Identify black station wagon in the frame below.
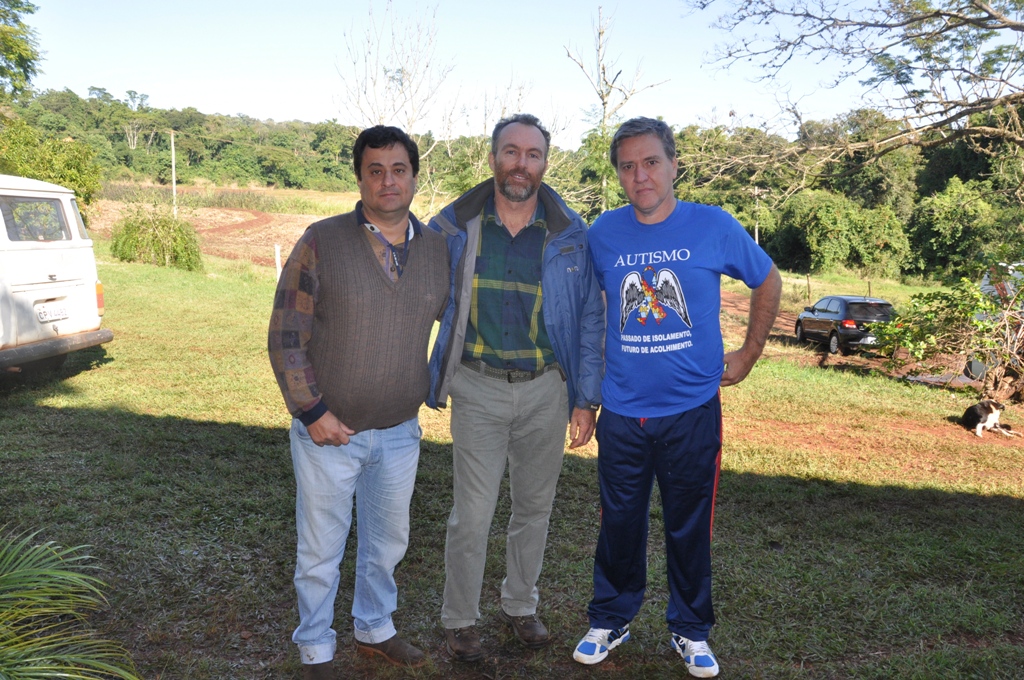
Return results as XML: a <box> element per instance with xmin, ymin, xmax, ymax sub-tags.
<box><xmin>795</xmin><ymin>296</ymin><xmax>894</xmax><ymax>355</ymax></box>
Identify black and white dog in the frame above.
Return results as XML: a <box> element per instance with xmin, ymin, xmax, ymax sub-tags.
<box><xmin>962</xmin><ymin>400</ymin><xmax>1021</xmax><ymax>438</ymax></box>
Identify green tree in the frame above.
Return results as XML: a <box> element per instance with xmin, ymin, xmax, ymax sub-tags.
<box><xmin>114</xmin><ymin>90</ymin><xmax>153</xmax><ymax>152</ymax></box>
<box><xmin>308</xmin><ymin>120</ymin><xmax>359</xmax><ymax>189</ymax></box>
<box><xmin>770</xmin><ymin>190</ymin><xmax>856</xmax><ymax>273</ymax></box>
<box><xmin>811</xmin><ymin>109</ymin><xmax>923</xmax><ymax>222</ymax></box>
<box><xmin>0</xmin><ymin>114</ymin><xmax>101</xmax><ymax>202</ymax></box>
<box><xmin>257</xmin><ymin>145</ymin><xmax>308</xmax><ymax>188</ymax></box>
<box><xmin>908</xmin><ymin>176</ymin><xmax>998</xmax><ymax>278</ymax></box>
<box><xmin>768</xmin><ymin>188</ymin><xmax>908</xmax><ymax>276</ymax></box>
<box><xmin>916</xmin><ymin>134</ymin><xmax>993</xmax><ymax>197</ymax></box>
<box><xmin>0</xmin><ymin>0</ymin><xmax>39</xmax><ymax>98</ymax></box>
<box><xmin>695</xmin><ymin>0</ymin><xmax>1024</xmax><ymax>175</ymax></box>
<box><xmin>849</xmin><ymin>205</ymin><xmax>911</xmax><ymax>280</ymax></box>
<box><xmin>676</xmin><ymin>124</ymin><xmax>793</xmax><ymax>215</ymax></box>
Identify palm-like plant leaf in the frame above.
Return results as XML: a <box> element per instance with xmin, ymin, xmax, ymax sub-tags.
<box><xmin>0</xmin><ymin>529</ymin><xmax>140</xmax><ymax>680</ymax></box>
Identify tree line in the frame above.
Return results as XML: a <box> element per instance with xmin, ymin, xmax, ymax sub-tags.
<box><xmin>3</xmin><ymin>83</ymin><xmax>1022</xmax><ymax>282</ymax></box>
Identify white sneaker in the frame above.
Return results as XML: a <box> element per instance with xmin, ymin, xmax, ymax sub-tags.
<box><xmin>671</xmin><ymin>633</ymin><xmax>719</xmax><ymax>678</ymax></box>
<box><xmin>572</xmin><ymin>625</ymin><xmax>630</xmax><ymax>665</ymax></box>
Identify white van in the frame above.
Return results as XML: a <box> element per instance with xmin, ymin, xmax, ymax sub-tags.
<box><xmin>0</xmin><ymin>174</ymin><xmax>113</xmax><ymax>374</ymax></box>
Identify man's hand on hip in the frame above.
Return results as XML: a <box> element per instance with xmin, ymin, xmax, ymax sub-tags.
<box><xmin>568</xmin><ymin>407</ymin><xmax>597</xmax><ymax>449</ymax></box>
<box><xmin>721</xmin><ymin>348</ymin><xmax>758</xmax><ymax>387</ymax></box>
<box><xmin>307</xmin><ymin>411</ymin><xmax>355</xmax><ymax>447</ymax></box>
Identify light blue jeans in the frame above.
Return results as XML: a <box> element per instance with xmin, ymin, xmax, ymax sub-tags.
<box><xmin>290</xmin><ymin>416</ymin><xmax>421</xmax><ymax>665</ymax></box>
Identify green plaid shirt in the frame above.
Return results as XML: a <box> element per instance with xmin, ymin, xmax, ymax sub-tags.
<box><xmin>462</xmin><ymin>198</ymin><xmax>555</xmax><ymax>371</ymax></box>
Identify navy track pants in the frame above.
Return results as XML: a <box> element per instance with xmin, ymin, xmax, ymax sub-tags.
<box><xmin>587</xmin><ymin>393</ymin><xmax>722</xmax><ymax>640</ymax></box>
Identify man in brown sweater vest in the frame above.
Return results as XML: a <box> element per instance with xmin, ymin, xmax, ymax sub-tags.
<box><xmin>268</xmin><ymin>126</ymin><xmax>448</xmax><ymax>678</ymax></box>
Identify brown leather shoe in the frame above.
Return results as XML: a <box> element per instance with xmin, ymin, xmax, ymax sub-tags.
<box><xmin>445</xmin><ymin>626</ymin><xmax>483</xmax><ymax>662</ymax></box>
<box><xmin>498</xmin><ymin>609</ymin><xmax>550</xmax><ymax>649</ymax></box>
<box><xmin>301</xmin><ymin>661</ymin><xmax>333</xmax><ymax>680</ymax></box>
<box><xmin>354</xmin><ymin>635</ymin><xmax>426</xmax><ymax>667</ymax></box>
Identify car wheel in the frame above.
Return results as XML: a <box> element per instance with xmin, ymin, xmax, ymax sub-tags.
<box><xmin>795</xmin><ymin>322</ymin><xmax>805</xmax><ymax>343</ymax></box>
<box><xmin>828</xmin><ymin>332</ymin><xmax>841</xmax><ymax>355</ymax></box>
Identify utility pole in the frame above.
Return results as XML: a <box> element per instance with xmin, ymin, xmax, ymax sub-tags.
<box><xmin>750</xmin><ymin>186</ymin><xmax>770</xmax><ymax>244</ymax></box>
<box><xmin>170</xmin><ymin>130</ymin><xmax>178</xmax><ymax>218</ymax></box>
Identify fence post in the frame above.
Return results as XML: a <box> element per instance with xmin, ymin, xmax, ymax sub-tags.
<box><xmin>170</xmin><ymin>130</ymin><xmax>177</xmax><ymax>218</ymax></box>
<box><xmin>275</xmin><ymin>244</ymin><xmax>282</xmax><ymax>280</ymax></box>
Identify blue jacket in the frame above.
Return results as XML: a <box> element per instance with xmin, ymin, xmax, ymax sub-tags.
<box><xmin>427</xmin><ymin>180</ymin><xmax>604</xmax><ymax>418</ymax></box>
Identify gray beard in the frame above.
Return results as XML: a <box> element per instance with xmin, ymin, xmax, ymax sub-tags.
<box><xmin>498</xmin><ymin>179</ymin><xmax>538</xmax><ymax>202</ymax></box>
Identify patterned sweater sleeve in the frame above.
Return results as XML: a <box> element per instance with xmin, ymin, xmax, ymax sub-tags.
<box><xmin>267</xmin><ymin>229</ymin><xmax>329</xmax><ymax>425</ymax></box>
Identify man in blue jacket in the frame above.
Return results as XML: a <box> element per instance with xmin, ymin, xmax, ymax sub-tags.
<box><xmin>427</xmin><ymin>113</ymin><xmax>604</xmax><ymax>662</ymax></box>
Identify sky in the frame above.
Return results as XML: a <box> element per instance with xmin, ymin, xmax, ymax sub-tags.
<box><xmin>26</xmin><ymin>0</ymin><xmax>868</xmax><ymax>150</ymax></box>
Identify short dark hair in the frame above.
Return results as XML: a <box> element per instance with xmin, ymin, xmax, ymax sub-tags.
<box><xmin>609</xmin><ymin>117</ymin><xmax>676</xmax><ymax>168</ymax></box>
<box><xmin>353</xmin><ymin>125</ymin><xmax>419</xmax><ymax>180</ymax></box>
<box><xmin>491</xmin><ymin>114</ymin><xmax>551</xmax><ymax>159</ymax></box>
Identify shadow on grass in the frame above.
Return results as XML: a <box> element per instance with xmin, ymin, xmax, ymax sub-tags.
<box><xmin>1</xmin><ymin>401</ymin><xmax>1023</xmax><ymax>679</ymax></box>
<box><xmin>769</xmin><ymin>331</ymin><xmax>803</xmax><ymax>347</ymax></box>
<box><xmin>0</xmin><ymin>344</ymin><xmax>113</xmax><ymax>393</ymax></box>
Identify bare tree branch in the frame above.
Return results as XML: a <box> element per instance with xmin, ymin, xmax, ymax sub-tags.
<box><xmin>681</xmin><ymin>0</ymin><xmax>1024</xmax><ymax>196</ymax></box>
<box><xmin>565</xmin><ymin>6</ymin><xmax>667</xmax><ymax>213</ymax></box>
<box><xmin>336</xmin><ymin>0</ymin><xmax>455</xmax><ymax>135</ymax></box>
<box><xmin>565</xmin><ymin>6</ymin><xmax>667</xmax><ymax>137</ymax></box>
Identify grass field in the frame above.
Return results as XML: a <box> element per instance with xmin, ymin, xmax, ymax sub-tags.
<box><xmin>1</xmin><ymin>244</ymin><xmax>1022</xmax><ymax>679</ymax></box>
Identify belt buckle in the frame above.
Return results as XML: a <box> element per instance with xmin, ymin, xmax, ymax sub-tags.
<box><xmin>507</xmin><ymin>368</ymin><xmax>532</xmax><ymax>383</ymax></box>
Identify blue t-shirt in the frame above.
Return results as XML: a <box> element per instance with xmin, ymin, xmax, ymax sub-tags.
<box><xmin>589</xmin><ymin>200</ymin><xmax>774</xmax><ymax>417</ymax></box>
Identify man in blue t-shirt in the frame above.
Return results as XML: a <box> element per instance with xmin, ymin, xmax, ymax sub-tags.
<box><xmin>572</xmin><ymin>117</ymin><xmax>782</xmax><ymax>678</ymax></box>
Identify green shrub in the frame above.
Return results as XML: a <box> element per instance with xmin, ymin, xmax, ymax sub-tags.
<box><xmin>109</xmin><ymin>204</ymin><xmax>203</xmax><ymax>272</ymax></box>
<box><xmin>874</xmin><ymin>259</ymin><xmax>1024</xmax><ymax>399</ymax></box>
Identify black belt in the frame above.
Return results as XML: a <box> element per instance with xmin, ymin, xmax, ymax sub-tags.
<box><xmin>461</xmin><ymin>359</ymin><xmax>561</xmax><ymax>384</ymax></box>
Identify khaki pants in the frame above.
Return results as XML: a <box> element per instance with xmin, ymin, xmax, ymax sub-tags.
<box><xmin>441</xmin><ymin>364</ymin><xmax>569</xmax><ymax>629</ymax></box>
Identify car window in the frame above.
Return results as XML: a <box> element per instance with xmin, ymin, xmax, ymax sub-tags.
<box><xmin>813</xmin><ymin>298</ymin><xmax>831</xmax><ymax>312</ymax></box>
<box><xmin>71</xmin><ymin>198</ymin><xmax>89</xmax><ymax>239</ymax></box>
<box><xmin>0</xmin><ymin>197</ymin><xmax>72</xmax><ymax>242</ymax></box>
<box><xmin>826</xmin><ymin>299</ymin><xmax>841</xmax><ymax>314</ymax></box>
<box><xmin>849</xmin><ymin>303</ymin><xmax>894</xmax><ymax>320</ymax></box>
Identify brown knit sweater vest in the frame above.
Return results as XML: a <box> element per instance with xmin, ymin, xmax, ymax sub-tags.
<box><xmin>307</xmin><ymin>212</ymin><xmax>448</xmax><ymax>432</ymax></box>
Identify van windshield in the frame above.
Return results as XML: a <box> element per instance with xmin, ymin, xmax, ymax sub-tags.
<box><xmin>1</xmin><ymin>197</ymin><xmax>71</xmax><ymax>242</ymax></box>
